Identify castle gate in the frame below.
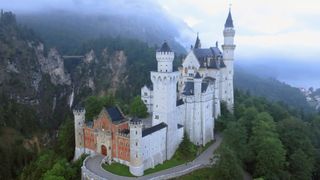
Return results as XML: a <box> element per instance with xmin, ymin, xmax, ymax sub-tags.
<box><xmin>101</xmin><ymin>145</ymin><xmax>107</xmax><ymax>156</ymax></box>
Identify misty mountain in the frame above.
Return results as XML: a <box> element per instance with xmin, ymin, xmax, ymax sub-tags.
<box><xmin>234</xmin><ymin>67</ymin><xmax>313</xmax><ymax>113</ymax></box>
<box><xmin>236</xmin><ymin>59</ymin><xmax>320</xmax><ymax>89</ymax></box>
<box><xmin>10</xmin><ymin>0</ymin><xmax>191</xmax><ymax>54</ymax></box>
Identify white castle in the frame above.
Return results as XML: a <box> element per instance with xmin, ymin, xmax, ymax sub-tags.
<box><xmin>141</xmin><ymin>9</ymin><xmax>235</xmax><ymax>145</ymax></box>
<box><xmin>75</xmin><ymin>9</ymin><xmax>235</xmax><ymax>177</ymax></box>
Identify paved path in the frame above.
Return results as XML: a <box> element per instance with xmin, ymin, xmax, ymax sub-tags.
<box><xmin>84</xmin><ymin>134</ymin><xmax>222</xmax><ymax>180</ymax></box>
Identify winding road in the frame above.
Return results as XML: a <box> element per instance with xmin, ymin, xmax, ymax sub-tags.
<box><xmin>83</xmin><ymin>134</ymin><xmax>222</xmax><ymax>180</ymax></box>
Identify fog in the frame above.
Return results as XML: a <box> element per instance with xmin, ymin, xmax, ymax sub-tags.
<box><xmin>1</xmin><ymin>0</ymin><xmax>319</xmax><ymax>88</ymax></box>
<box><xmin>1</xmin><ymin>0</ymin><xmax>161</xmax><ymax>15</ymax></box>
<box><xmin>236</xmin><ymin>59</ymin><xmax>320</xmax><ymax>88</ymax></box>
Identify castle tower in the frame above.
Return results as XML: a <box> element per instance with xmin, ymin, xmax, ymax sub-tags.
<box><xmin>222</xmin><ymin>8</ymin><xmax>236</xmax><ymax>112</ymax></box>
<box><xmin>193</xmin><ymin>73</ymin><xmax>202</xmax><ymax>145</ymax></box>
<box><xmin>151</xmin><ymin>42</ymin><xmax>180</xmax><ymax>126</ymax></box>
<box><xmin>151</xmin><ymin>42</ymin><xmax>180</xmax><ymax>159</ymax></box>
<box><xmin>73</xmin><ymin>108</ymin><xmax>86</xmax><ymax>160</ymax></box>
<box><xmin>129</xmin><ymin>119</ymin><xmax>143</xmax><ymax>176</ymax></box>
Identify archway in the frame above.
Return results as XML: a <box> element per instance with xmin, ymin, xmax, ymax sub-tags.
<box><xmin>101</xmin><ymin>145</ymin><xmax>107</xmax><ymax>156</ymax></box>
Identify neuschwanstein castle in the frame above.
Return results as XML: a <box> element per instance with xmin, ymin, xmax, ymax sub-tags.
<box><xmin>73</xmin><ymin>10</ymin><xmax>235</xmax><ymax>176</ymax></box>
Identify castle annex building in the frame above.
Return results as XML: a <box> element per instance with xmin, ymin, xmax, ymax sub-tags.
<box><xmin>74</xmin><ymin>10</ymin><xmax>235</xmax><ymax>177</ymax></box>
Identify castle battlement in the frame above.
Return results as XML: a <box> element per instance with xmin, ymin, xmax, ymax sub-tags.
<box><xmin>129</xmin><ymin>119</ymin><xmax>142</xmax><ymax>126</ymax></box>
<box><xmin>151</xmin><ymin>71</ymin><xmax>179</xmax><ymax>82</ymax></box>
<box><xmin>73</xmin><ymin>108</ymin><xmax>85</xmax><ymax>115</ymax></box>
<box><xmin>117</xmin><ymin>132</ymin><xmax>130</xmax><ymax>138</ymax></box>
<box><xmin>156</xmin><ymin>51</ymin><xmax>174</xmax><ymax>60</ymax></box>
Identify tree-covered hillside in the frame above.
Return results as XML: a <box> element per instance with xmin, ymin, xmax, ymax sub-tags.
<box><xmin>234</xmin><ymin>68</ymin><xmax>313</xmax><ymax>113</ymax></box>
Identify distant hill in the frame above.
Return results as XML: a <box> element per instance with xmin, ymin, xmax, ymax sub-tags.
<box><xmin>234</xmin><ymin>68</ymin><xmax>313</xmax><ymax>113</ymax></box>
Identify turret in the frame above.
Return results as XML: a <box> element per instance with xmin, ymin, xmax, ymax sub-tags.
<box><xmin>222</xmin><ymin>8</ymin><xmax>236</xmax><ymax>112</ymax></box>
<box><xmin>156</xmin><ymin>42</ymin><xmax>174</xmax><ymax>73</ymax></box>
<box><xmin>222</xmin><ymin>8</ymin><xmax>236</xmax><ymax>60</ymax></box>
<box><xmin>73</xmin><ymin>108</ymin><xmax>86</xmax><ymax>160</ymax></box>
<box><xmin>129</xmin><ymin>119</ymin><xmax>143</xmax><ymax>176</ymax></box>
<box><xmin>194</xmin><ymin>33</ymin><xmax>201</xmax><ymax>49</ymax></box>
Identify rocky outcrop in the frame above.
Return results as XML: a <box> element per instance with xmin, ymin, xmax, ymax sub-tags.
<box><xmin>108</xmin><ymin>50</ymin><xmax>127</xmax><ymax>95</ymax></box>
<box><xmin>84</xmin><ymin>50</ymin><xmax>96</xmax><ymax>64</ymax></box>
<box><xmin>35</xmin><ymin>43</ymin><xmax>71</xmax><ymax>86</ymax></box>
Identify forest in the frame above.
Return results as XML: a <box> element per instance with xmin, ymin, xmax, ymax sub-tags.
<box><xmin>15</xmin><ymin>89</ymin><xmax>320</xmax><ymax>180</ymax></box>
<box><xmin>208</xmin><ymin>90</ymin><xmax>320</xmax><ymax>180</ymax></box>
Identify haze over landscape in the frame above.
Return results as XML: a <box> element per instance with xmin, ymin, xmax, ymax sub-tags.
<box><xmin>3</xmin><ymin>0</ymin><xmax>319</xmax><ymax>88</ymax></box>
<box><xmin>1</xmin><ymin>1</ymin><xmax>320</xmax><ymax>179</ymax></box>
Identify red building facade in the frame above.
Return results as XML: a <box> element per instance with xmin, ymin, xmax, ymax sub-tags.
<box><xmin>82</xmin><ymin>107</ymin><xmax>130</xmax><ymax>162</ymax></box>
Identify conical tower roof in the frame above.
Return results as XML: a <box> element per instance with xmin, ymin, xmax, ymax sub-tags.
<box><xmin>225</xmin><ymin>9</ymin><xmax>234</xmax><ymax>28</ymax></box>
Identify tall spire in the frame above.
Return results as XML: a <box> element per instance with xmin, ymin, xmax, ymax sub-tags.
<box><xmin>194</xmin><ymin>32</ymin><xmax>201</xmax><ymax>49</ymax></box>
<box><xmin>225</xmin><ymin>6</ymin><xmax>234</xmax><ymax>28</ymax></box>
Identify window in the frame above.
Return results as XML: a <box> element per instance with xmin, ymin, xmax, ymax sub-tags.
<box><xmin>144</xmin><ymin>92</ymin><xmax>148</xmax><ymax>96</ymax></box>
<box><xmin>136</xmin><ymin>131</ymin><xmax>137</xmax><ymax>135</ymax></box>
<box><xmin>136</xmin><ymin>142</ymin><xmax>138</xmax><ymax>146</ymax></box>
<box><xmin>144</xmin><ymin>100</ymin><xmax>147</xmax><ymax>103</ymax></box>
<box><xmin>155</xmin><ymin>115</ymin><xmax>159</xmax><ymax>119</ymax></box>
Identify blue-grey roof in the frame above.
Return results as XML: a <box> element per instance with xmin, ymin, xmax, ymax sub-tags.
<box><xmin>142</xmin><ymin>122</ymin><xmax>167</xmax><ymax>137</ymax></box>
<box><xmin>177</xmin><ymin>99</ymin><xmax>184</xmax><ymax>106</ymax></box>
<box><xmin>85</xmin><ymin>121</ymin><xmax>93</xmax><ymax>128</ymax></box>
<box><xmin>201</xmin><ymin>82</ymin><xmax>209</xmax><ymax>92</ymax></box>
<box><xmin>194</xmin><ymin>34</ymin><xmax>201</xmax><ymax>49</ymax></box>
<box><xmin>158</xmin><ymin>42</ymin><xmax>172</xmax><ymax>52</ymax></box>
<box><xmin>106</xmin><ymin>107</ymin><xmax>125</xmax><ymax>122</ymax></box>
<box><xmin>203</xmin><ymin>76</ymin><xmax>216</xmax><ymax>82</ymax></box>
<box><xmin>183</xmin><ymin>81</ymin><xmax>194</xmax><ymax>95</ymax></box>
<box><xmin>183</xmin><ymin>81</ymin><xmax>210</xmax><ymax>96</ymax></box>
<box><xmin>147</xmin><ymin>84</ymin><xmax>153</xmax><ymax>91</ymax></box>
<box><xmin>225</xmin><ymin>10</ymin><xmax>234</xmax><ymax>28</ymax></box>
<box><xmin>194</xmin><ymin>72</ymin><xmax>201</xmax><ymax>79</ymax></box>
<box><xmin>193</xmin><ymin>47</ymin><xmax>225</xmax><ymax>69</ymax></box>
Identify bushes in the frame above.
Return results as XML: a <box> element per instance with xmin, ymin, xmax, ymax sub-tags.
<box><xmin>174</xmin><ymin>133</ymin><xmax>197</xmax><ymax>161</ymax></box>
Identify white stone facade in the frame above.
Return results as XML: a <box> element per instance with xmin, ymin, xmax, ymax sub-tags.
<box><xmin>73</xmin><ymin>109</ymin><xmax>86</xmax><ymax>160</ymax></box>
<box><xmin>141</xmin><ymin>10</ymin><xmax>235</xmax><ymax>147</ymax></box>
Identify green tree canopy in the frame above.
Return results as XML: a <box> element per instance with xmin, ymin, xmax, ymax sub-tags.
<box><xmin>289</xmin><ymin>149</ymin><xmax>314</xmax><ymax>180</ymax></box>
<box><xmin>249</xmin><ymin>112</ymin><xmax>286</xmax><ymax>179</ymax></box>
<box><xmin>212</xmin><ymin>144</ymin><xmax>243</xmax><ymax>180</ymax></box>
<box><xmin>43</xmin><ymin>159</ymin><xmax>75</xmax><ymax>180</ymax></box>
<box><xmin>57</xmin><ymin>117</ymin><xmax>75</xmax><ymax>160</ymax></box>
<box><xmin>223</xmin><ymin>121</ymin><xmax>249</xmax><ymax>162</ymax></box>
<box><xmin>85</xmin><ymin>95</ymin><xmax>115</xmax><ymax>120</ymax></box>
<box><xmin>129</xmin><ymin>96</ymin><xmax>148</xmax><ymax>118</ymax></box>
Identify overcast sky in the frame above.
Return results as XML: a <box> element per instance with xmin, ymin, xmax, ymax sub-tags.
<box><xmin>2</xmin><ymin>0</ymin><xmax>320</xmax><ymax>63</ymax></box>
<box><xmin>157</xmin><ymin>0</ymin><xmax>320</xmax><ymax>62</ymax></box>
